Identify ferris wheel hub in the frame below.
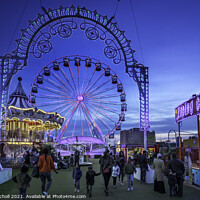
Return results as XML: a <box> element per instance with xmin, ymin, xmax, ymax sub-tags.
<box><xmin>77</xmin><ymin>95</ymin><xmax>84</xmax><ymax>101</ymax></box>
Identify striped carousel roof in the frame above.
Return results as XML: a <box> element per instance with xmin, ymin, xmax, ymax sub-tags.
<box><xmin>8</xmin><ymin>77</ymin><xmax>32</xmax><ymax>108</ymax></box>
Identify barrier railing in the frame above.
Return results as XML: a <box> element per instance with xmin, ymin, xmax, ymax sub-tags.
<box><xmin>0</xmin><ymin>157</ymin><xmax>24</xmax><ymax>169</ymax></box>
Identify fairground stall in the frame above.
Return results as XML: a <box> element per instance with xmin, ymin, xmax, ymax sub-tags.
<box><xmin>175</xmin><ymin>94</ymin><xmax>200</xmax><ymax>186</ymax></box>
<box><xmin>120</xmin><ymin>128</ymin><xmax>156</xmax><ymax>183</ymax></box>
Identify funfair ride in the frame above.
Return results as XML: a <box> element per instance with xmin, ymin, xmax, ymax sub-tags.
<box><xmin>30</xmin><ymin>55</ymin><xmax>127</xmax><ymax>155</ymax></box>
<box><xmin>0</xmin><ymin>5</ymin><xmax>149</xmax><ymax>153</ymax></box>
<box><xmin>0</xmin><ymin>77</ymin><xmax>64</xmax><ymax>158</ymax></box>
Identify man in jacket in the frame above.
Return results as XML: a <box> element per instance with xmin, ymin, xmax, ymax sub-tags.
<box><xmin>168</xmin><ymin>152</ymin><xmax>185</xmax><ymax>197</ymax></box>
<box><xmin>139</xmin><ymin>151</ymin><xmax>148</xmax><ymax>184</ymax></box>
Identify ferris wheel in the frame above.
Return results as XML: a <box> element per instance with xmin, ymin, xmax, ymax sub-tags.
<box><xmin>30</xmin><ymin>55</ymin><xmax>127</xmax><ymax>142</ymax></box>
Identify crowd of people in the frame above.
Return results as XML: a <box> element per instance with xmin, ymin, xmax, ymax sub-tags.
<box><xmin>12</xmin><ymin>146</ymin><xmax>185</xmax><ymax>199</ymax></box>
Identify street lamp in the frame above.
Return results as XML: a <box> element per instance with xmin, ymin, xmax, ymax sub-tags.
<box><xmin>168</xmin><ymin>129</ymin><xmax>177</xmax><ymax>145</ymax></box>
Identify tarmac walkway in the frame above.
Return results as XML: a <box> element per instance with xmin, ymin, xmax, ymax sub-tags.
<box><xmin>0</xmin><ymin>159</ymin><xmax>200</xmax><ymax>200</ymax></box>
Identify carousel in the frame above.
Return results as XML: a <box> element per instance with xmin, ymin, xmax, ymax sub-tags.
<box><xmin>0</xmin><ymin>77</ymin><xmax>64</xmax><ymax>158</ymax></box>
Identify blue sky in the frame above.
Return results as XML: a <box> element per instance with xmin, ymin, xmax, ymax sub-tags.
<box><xmin>1</xmin><ymin>0</ymin><xmax>200</xmax><ymax>141</ymax></box>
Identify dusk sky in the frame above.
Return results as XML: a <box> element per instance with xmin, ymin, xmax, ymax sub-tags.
<box><xmin>1</xmin><ymin>0</ymin><xmax>200</xmax><ymax>141</ymax></box>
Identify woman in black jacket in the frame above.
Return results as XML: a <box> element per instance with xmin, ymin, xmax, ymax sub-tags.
<box><xmin>117</xmin><ymin>151</ymin><xmax>126</xmax><ymax>185</ymax></box>
<box><xmin>100</xmin><ymin>149</ymin><xmax>114</xmax><ymax>196</ymax></box>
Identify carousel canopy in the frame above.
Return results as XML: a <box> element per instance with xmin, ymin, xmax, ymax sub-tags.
<box><xmin>8</xmin><ymin>77</ymin><xmax>31</xmax><ymax>108</ymax></box>
<box><xmin>6</xmin><ymin>77</ymin><xmax>65</xmax><ymax>127</ymax></box>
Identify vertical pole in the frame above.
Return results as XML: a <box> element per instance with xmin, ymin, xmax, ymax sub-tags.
<box><xmin>144</xmin><ymin>114</ymin><xmax>147</xmax><ymax>151</ymax></box>
<box><xmin>197</xmin><ymin>115</ymin><xmax>200</xmax><ymax>169</ymax></box>
<box><xmin>178</xmin><ymin>122</ymin><xmax>181</xmax><ymax>160</ymax></box>
<box><xmin>0</xmin><ymin>61</ymin><xmax>3</xmax><ymax>141</ymax></box>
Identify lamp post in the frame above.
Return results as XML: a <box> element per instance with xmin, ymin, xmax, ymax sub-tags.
<box><xmin>168</xmin><ymin>129</ymin><xmax>177</xmax><ymax>145</ymax></box>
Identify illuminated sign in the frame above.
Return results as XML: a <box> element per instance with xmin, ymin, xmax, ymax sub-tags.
<box><xmin>175</xmin><ymin>95</ymin><xmax>200</xmax><ymax>122</ymax></box>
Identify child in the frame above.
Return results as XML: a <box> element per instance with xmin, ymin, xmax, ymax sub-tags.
<box><xmin>72</xmin><ymin>164</ymin><xmax>82</xmax><ymax>192</ymax></box>
<box><xmin>70</xmin><ymin>154</ymin><xmax>74</xmax><ymax>168</ymax></box>
<box><xmin>112</xmin><ymin>162</ymin><xmax>120</xmax><ymax>188</ymax></box>
<box><xmin>85</xmin><ymin>165</ymin><xmax>101</xmax><ymax>197</ymax></box>
<box><xmin>13</xmin><ymin>165</ymin><xmax>31</xmax><ymax>200</ymax></box>
<box><xmin>167</xmin><ymin>169</ymin><xmax>177</xmax><ymax>197</ymax></box>
<box><xmin>125</xmin><ymin>157</ymin><xmax>137</xmax><ymax>191</ymax></box>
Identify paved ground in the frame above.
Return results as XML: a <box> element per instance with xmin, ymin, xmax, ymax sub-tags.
<box><xmin>1</xmin><ymin>159</ymin><xmax>200</xmax><ymax>200</ymax></box>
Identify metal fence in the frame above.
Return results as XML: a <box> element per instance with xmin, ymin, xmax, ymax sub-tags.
<box><xmin>0</xmin><ymin>157</ymin><xmax>24</xmax><ymax>169</ymax></box>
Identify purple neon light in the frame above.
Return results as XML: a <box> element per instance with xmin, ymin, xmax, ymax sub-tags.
<box><xmin>175</xmin><ymin>94</ymin><xmax>200</xmax><ymax>123</ymax></box>
<box><xmin>59</xmin><ymin>136</ymin><xmax>106</xmax><ymax>145</ymax></box>
<box><xmin>78</xmin><ymin>96</ymin><xmax>84</xmax><ymax>101</ymax></box>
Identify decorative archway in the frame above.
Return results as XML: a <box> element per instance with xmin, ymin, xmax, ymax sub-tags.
<box><xmin>0</xmin><ymin>5</ymin><xmax>149</xmax><ymax>148</ymax></box>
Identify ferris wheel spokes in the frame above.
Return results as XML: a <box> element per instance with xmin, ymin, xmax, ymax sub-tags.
<box><xmin>90</xmin><ymin>101</ymin><xmax>120</xmax><ymax>114</ymax></box>
<box><xmin>86</xmin><ymin>104</ymin><xmax>112</xmax><ymax>132</ymax></box>
<box><xmin>50</xmin><ymin>101</ymin><xmax>76</xmax><ymax>114</ymax></box>
<box><xmin>68</xmin><ymin>63</ymin><xmax>78</xmax><ymax>95</ymax></box>
<box><xmin>86</xmin><ymin>85</ymin><xmax>116</xmax><ymax>98</ymax></box>
<box><xmin>58</xmin><ymin>101</ymin><xmax>80</xmax><ymax>140</ymax></box>
<box><xmin>81</xmin><ymin>102</ymin><xmax>103</xmax><ymax>139</ymax></box>
<box><xmin>34</xmin><ymin>99</ymin><xmax>73</xmax><ymax>108</ymax></box>
<box><xmin>35</xmin><ymin>94</ymin><xmax>71</xmax><ymax>99</ymax></box>
<box><xmin>89</xmin><ymin>98</ymin><xmax>121</xmax><ymax>105</ymax></box>
<box><xmin>83</xmin><ymin>68</ymin><xmax>106</xmax><ymax>95</ymax></box>
<box><xmin>44</xmin><ymin>76</ymin><xmax>72</xmax><ymax>96</ymax></box>
<box><xmin>54</xmin><ymin>67</ymin><xmax>75</xmax><ymax>94</ymax></box>
<box><xmin>81</xmin><ymin>105</ymin><xmax>93</xmax><ymax>138</ymax></box>
<box><xmin>87</xmin><ymin>103</ymin><xmax>116</xmax><ymax>123</ymax></box>
<box><xmin>88</xmin><ymin>94</ymin><xmax>120</xmax><ymax>99</ymax></box>
<box><xmin>80</xmin><ymin>64</ymin><xmax>89</xmax><ymax>95</ymax></box>
<box><xmin>38</xmin><ymin>85</ymin><xmax>71</xmax><ymax>97</ymax></box>
<box><xmin>81</xmin><ymin>62</ymin><xmax>98</xmax><ymax>95</ymax></box>
<box><xmin>85</xmin><ymin>76</ymin><xmax>112</xmax><ymax>97</ymax></box>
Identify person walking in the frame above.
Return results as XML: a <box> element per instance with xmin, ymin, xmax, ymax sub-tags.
<box><xmin>74</xmin><ymin>149</ymin><xmax>80</xmax><ymax>167</ymax></box>
<box><xmin>167</xmin><ymin>152</ymin><xmax>185</xmax><ymax>197</ymax></box>
<box><xmin>167</xmin><ymin>169</ymin><xmax>177</xmax><ymax>197</ymax></box>
<box><xmin>37</xmin><ymin>148</ymin><xmax>58</xmax><ymax>196</ymax></box>
<box><xmin>125</xmin><ymin>157</ymin><xmax>137</xmax><ymax>191</ymax></box>
<box><xmin>111</xmin><ymin>161</ymin><xmax>120</xmax><ymax>188</ymax></box>
<box><xmin>100</xmin><ymin>149</ymin><xmax>114</xmax><ymax>196</ymax></box>
<box><xmin>139</xmin><ymin>150</ymin><xmax>148</xmax><ymax>184</ymax></box>
<box><xmin>85</xmin><ymin>165</ymin><xmax>100</xmax><ymax>197</ymax></box>
<box><xmin>72</xmin><ymin>163</ymin><xmax>82</xmax><ymax>193</ymax></box>
<box><xmin>117</xmin><ymin>150</ymin><xmax>126</xmax><ymax>185</ymax></box>
<box><xmin>69</xmin><ymin>154</ymin><xmax>74</xmax><ymax>168</ymax></box>
<box><xmin>24</xmin><ymin>151</ymin><xmax>31</xmax><ymax>166</ymax></box>
<box><xmin>13</xmin><ymin>165</ymin><xmax>31</xmax><ymax>200</ymax></box>
<box><xmin>152</xmin><ymin>153</ymin><xmax>166</xmax><ymax>193</ymax></box>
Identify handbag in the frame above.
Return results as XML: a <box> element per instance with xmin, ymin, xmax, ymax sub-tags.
<box><xmin>103</xmin><ymin>168</ymin><xmax>109</xmax><ymax>174</ymax></box>
<box><xmin>31</xmin><ymin>166</ymin><xmax>39</xmax><ymax>178</ymax></box>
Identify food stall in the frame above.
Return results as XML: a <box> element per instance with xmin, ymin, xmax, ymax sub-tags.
<box><xmin>175</xmin><ymin>94</ymin><xmax>200</xmax><ymax>186</ymax></box>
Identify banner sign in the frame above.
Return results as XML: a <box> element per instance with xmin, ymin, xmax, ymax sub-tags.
<box><xmin>175</xmin><ymin>95</ymin><xmax>200</xmax><ymax>123</ymax></box>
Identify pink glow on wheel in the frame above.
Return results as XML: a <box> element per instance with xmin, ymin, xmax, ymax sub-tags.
<box><xmin>77</xmin><ymin>96</ymin><xmax>84</xmax><ymax>101</ymax></box>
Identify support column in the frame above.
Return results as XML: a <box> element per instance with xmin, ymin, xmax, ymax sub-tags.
<box><xmin>197</xmin><ymin>115</ymin><xmax>200</xmax><ymax>168</ymax></box>
<box><xmin>144</xmin><ymin>114</ymin><xmax>147</xmax><ymax>151</ymax></box>
<box><xmin>178</xmin><ymin>122</ymin><xmax>181</xmax><ymax>160</ymax></box>
<box><xmin>0</xmin><ymin>60</ymin><xmax>4</xmax><ymax>141</ymax></box>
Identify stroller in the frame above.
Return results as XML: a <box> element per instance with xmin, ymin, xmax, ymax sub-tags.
<box><xmin>57</xmin><ymin>157</ymin><xmax>69</xmax><ymax>169</ymax></box>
